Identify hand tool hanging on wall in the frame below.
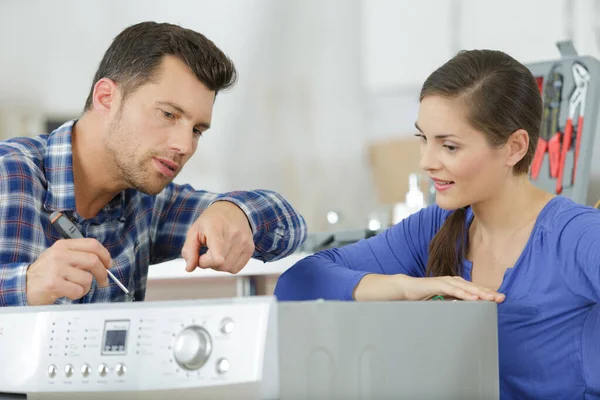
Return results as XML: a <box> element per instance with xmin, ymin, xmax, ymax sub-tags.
<box><xmin>556</xmin><ymin>62</ymin><xmax>590</xmax><ymax>194</ymax></box>
<box><xmin>531</xmin><ymin>68</ymin><xmax>563</xmax><ymax>180</ymax></box>
<box><xmin>572</xmin><ymin>64</ymin><xmax>590</xmax><ymax>182</ymax></box>
<box><xmin>535</xmin><ymin>76</ymin><xmax>544</xmax><ymax>94</ymax></box>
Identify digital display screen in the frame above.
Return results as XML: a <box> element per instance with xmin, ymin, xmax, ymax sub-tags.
<box><xmin>105</xmin><ymin>330</ymin><xmax>127</xmax><ymax>351</ymax></box>
<box><xmin>102</xmin><ymin>320</ymin><xmax>130</xmax><ymax>355</ymax></box>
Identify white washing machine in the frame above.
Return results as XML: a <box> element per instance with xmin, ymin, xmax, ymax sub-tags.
<box><xmin>0</xmin><ymin>296</ymin><xmax>499</xmax><ymax>399</ymax></box>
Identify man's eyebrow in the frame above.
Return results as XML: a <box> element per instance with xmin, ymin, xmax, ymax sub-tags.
<box><xmin>156</xmin><ymin>101</ymin><xmax>189</xmax><ymax>117</ymax></box>
<box><xmin>156</xmin><ymin>101</ymin><xmax>211</xmax><ymax>129</ymax></box>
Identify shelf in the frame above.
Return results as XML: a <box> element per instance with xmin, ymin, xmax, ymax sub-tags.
<box><xmin>148</xmin><ymin>253</ymin><xmax>310</xmax><ymax>280</ymax></box>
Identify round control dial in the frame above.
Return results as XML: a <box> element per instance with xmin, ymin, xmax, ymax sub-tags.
<box><xmin>172</xmin><ymin>326</ymin><xmax>212</xmax><ymax>370</ymax></box>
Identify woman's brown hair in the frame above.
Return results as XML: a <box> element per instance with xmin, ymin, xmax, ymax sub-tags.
<box><xmin>421</xmin><ymin>50</ymin><xmax>543</xmax><ymax>277</ymax></box>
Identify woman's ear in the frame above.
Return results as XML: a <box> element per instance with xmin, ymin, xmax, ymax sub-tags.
<box><xmin>505</xmin><ymin>129</ymin><xmax>529</xmax><ymax>167</ymax></box>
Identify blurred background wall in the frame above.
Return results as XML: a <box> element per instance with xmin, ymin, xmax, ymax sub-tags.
<box><xmin>2</xmin><ymin>0</ymin><xmax>600</xmax><ymax>233</ymax></box>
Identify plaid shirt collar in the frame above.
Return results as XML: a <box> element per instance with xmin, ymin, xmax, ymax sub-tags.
<box><xmin>42</xmin><ymin>120</ymin><xmax>126</xmax><ymax>221</ymax></box>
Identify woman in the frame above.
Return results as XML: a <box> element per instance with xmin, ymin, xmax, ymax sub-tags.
<box><xmin>275</xmin><ymin>50</ymin><xmax>600</xmax><ymax>398</ymax></box>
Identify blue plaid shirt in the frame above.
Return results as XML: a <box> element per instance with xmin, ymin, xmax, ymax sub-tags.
<box><xmin>0</xmin><ymin>121</ymin><xmax>307</xmax><ymax>306</ymax></box>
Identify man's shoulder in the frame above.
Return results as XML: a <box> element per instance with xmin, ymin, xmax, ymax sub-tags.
<box><xmin>0</xmin><ymin>135</ymin><xmax>48</xmax><ymax>182</ymax></box>
<box><xmin>0</xmin><ymin>134</ymin><xmax>48</xmax><ymax>161</ymax></box>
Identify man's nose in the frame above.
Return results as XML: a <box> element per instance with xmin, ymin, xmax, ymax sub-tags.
<box><xmin>168</xmin><ymin>127</ymin><xmax>194</xmax><ymax>156</ymax></box>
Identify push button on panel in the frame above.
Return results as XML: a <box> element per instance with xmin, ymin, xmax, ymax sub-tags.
<box><xmin>220</xmin><ymin>318</ymin><xmax>235</xmax><ymax>335</ymax></box>
<box><xmin>115</xmin><ymin>362</ymin><xmax>127</xmax><ymax>376</ymax></box>
<box><xmin>98</xmin><ymin>363</ymin><xmax>108</xmax><ymax>377</ymax></box>
<box><xmin>47</xmin><ymin>364</ymin><xmax>57</xmax><ymax>378</ymax></box>
<box><xmin>216</xmin><ymin>358</ymin><xmax>230</xmax><ymax>374</ymax></box>
<box><xmin>64</xmin><ymin>364</ymin><xmax>74</xmax><ymax>378</ymax></box>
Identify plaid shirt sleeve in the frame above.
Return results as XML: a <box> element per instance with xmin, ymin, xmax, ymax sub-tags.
<box><xmin>0</xmin><ymin>156</ymin><xmax>42</xmax><ymax>306</ymax></box>
<box><xmin>150</xmin><ymin>183</ymin><xmax>307</xmax><ymax>264</ymax></box>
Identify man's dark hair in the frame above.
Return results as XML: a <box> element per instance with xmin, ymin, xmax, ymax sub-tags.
<box><xmin>84</xmin><ymin>21</ymin><xmax>237</xmax><ymax>111</ymax></box>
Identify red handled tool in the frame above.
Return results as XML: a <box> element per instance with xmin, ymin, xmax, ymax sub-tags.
<box><xmin>535</xmin><ymin>76</ymin><xmax>544</xmax><ymax>94</ymax></box>
<box><xmin>531</xmin><ymin>68</ymin><xmax>562</xmax><ymax>180</ymax></box>
<box><xmin>556</xmin><ymin>63</ymin><xmax>589</xmax><ymax>194</ymax></box>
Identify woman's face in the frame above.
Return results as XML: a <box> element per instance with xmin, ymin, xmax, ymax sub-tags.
<box><xmin>415</xmin><ymin>95</ymin><xmax>511</xmax><ymax>210</ymax></box>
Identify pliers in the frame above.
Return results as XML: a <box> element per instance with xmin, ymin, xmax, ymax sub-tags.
<box><xmin>556</xmin><ymin>62</ymin><xmax>590</xmax><ymax>194</ymax></box>
<box><xmin>531</xmin><ymin>68</ymin><xmax>562</xmax><ymax>180</ymax></box>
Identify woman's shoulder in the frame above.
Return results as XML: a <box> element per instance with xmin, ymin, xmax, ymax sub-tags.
<box><xmin>539</xmin><ymin>196</ymin><xmax>600</xmax><ymax>228</ymax></box>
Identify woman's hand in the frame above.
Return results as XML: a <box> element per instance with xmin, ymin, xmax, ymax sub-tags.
<box><xmin>399</xmin><ymin>275</ymin><xmax>505</xmax><ymax>303</ymax></box>
<box><xmin>354</xmin><ymin>274</ymin><xmax>504</xmax><ymax>303</ymax></box>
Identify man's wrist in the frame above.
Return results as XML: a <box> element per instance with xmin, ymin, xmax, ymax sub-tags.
<box><xmin>209</xmin><ymin>198</ymin><xmax>255</xmax><ymax>236</ymax></box>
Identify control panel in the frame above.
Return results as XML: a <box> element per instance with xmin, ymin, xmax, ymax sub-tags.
<box><xmin>0</xmin><ymin>297</ymin><xmax>276</xmax><ymax>395</ymax></box>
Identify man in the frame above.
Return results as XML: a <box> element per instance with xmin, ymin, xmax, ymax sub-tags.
<box><xmin>0</xmin><ymin>21</ymin><xmax>307</xmax><ymax>306</ymax></box>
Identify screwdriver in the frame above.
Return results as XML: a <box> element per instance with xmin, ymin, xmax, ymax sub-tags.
<box><xmin>49</xmin><ymin>211</ymin><xmax>133</xmax><ymax>301</ymax></box>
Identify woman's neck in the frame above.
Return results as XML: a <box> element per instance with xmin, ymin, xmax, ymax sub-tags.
<box><xmin>469</xmin><ymin>176</ymin><xmax>554</xmax><ymax>242</ymax></box>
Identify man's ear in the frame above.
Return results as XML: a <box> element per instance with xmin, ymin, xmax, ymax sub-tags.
<box><xmin>505</xmin><ymin>129</ymin><xmax>529</xmax><ymax>167</ymax></box>
<box><xmin>91</xmin><ymin>78</ymin><xmax>118</xmax><ymax>116</ymax></box>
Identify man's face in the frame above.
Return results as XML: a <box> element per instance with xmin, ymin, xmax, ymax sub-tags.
<box><xmin>105</xmin><ymin>55</ymin><xmax>214</xmax><ymax>195</ymax></box>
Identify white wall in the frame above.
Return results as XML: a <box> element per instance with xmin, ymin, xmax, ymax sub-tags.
<box><xmin>0</xmin><ymin>0</ymin><xmax>268</xmax><ymax>192</ymax></box>
<box><xmin>2</xmin><ymin>0</ymin><xmax>600</xmax><ymax>234</ymax></box>
<box><xmin>216</xmin><ymin>0</ymin><xmax>379</xmax><ymax>230</ymax></box>
<box><xmin>0</xmin><ymin>0</ymin><xmax>262</xmax><ymax>114</ymax></box>
<box><xmin>0</xmin><ymin>0</ymin><xmax>380</xmax><ymax>231</ymax></box>
<box><xmin>360</xmin><ymin>0</ymin><xmax>600</xmax><ymax>93</ymax></box>
<box><xmin>361</xmin><ymin>0</ymin><xmax>600</xmax><ymax>206</ymax></box>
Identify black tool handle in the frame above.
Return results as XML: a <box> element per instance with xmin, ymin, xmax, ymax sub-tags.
<box><xmin>50</xmin><ymin>211</ymin><xmax>84</xmax><ymax>239</ymax></box>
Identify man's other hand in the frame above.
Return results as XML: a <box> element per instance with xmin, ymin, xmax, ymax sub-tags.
<box><xmin>181</xmin><ymin>201</ymin><xmax>255</xmax><ymax>274</ymax></box>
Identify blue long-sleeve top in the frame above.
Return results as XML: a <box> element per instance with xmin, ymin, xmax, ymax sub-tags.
<box><xmin>275</xmin><ymin>196</ymin><xmax>600</xmax><ymax>399</ymax></box>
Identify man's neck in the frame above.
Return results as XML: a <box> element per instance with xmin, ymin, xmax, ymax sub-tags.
<box><xmin>71</xmin><ymin>114</ymin><xmax>126</xmax><ymax>219</ymax></box>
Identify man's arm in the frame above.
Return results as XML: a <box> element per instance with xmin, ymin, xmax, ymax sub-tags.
<box><xmin>0</xmin><ymin>150</ymin><xmax>111</xmax><ymax>307</ymax></box>
<box><xmin>0</xmin><ymin>263</ymin><xmax>30</xmax><ymax>306</ymax></box>
<box><xmin>0</xmin><ymin>153</ymin><xmax>43</xmax><ymax>306</ymax></box>
<box><xmin>150</xmin><ymin>183</ymin><xmax>307</xmax><ymax>265</ymax></box>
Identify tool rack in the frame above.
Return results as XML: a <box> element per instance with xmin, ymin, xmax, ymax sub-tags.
<box><xmin>528</xmin><ymin>42</ymin><xmax>600</xmax><ymax>204</ymax></box>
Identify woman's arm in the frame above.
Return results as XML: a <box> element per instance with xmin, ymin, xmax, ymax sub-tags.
<box><xmin>274</xmin><ymin>205</ymin><xmax>443</xmax><ymax>301</ymax></box>
<box><xmin>275</xmin><ymin>204</ymin><xmax>504</xmax><ymax>303</ymax></box>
